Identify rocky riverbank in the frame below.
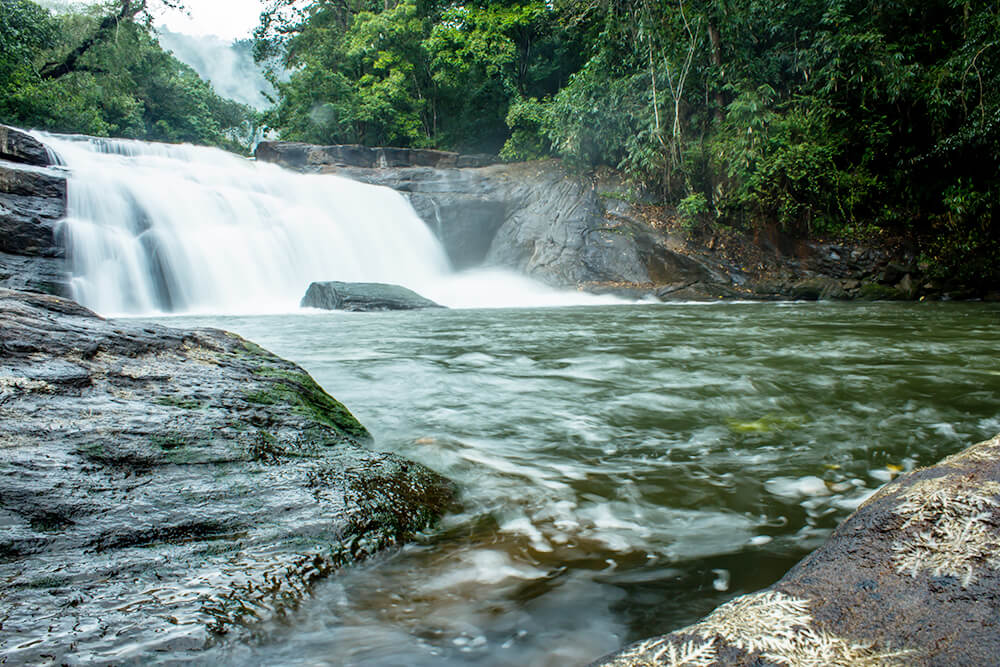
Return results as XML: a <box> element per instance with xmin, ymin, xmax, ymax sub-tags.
<box><xmin>256</xmin><ymin>140</ymin><xmax>996</xmax><ymax>302</ymax></box>
<box><xmin>592</xmin><ymin>432</ymin><xmax>1000</xmax><ymax>666</ymax></box>
<box><xmin>0</xmin><ymin>289</ymin><xmax>456</xmax><ymax>663</ymax></box>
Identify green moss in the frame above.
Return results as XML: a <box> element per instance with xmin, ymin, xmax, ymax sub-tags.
<box><xmin>239</xmin><ymin>339</ymin><xmax>272</xmax><ymax>359</ymax></box>
<box><xmin>244</xmin><ymin>365</ymin><xmax>369</xmax><ymax>443</ymax></box>
<box><xmin>236</xmin><ymin>338</ymin><xmax>369</xmax><ymax>443</ymax></box>
<box><xmin>150</xmin><ymin>433</ymin><xmax>191</xmax><ymax>450</ymax></box>
<box><xmin>75</xmin><ymin>442</ymin><xmax>104</xmax><ymax>459</ymax></box>
<box><xmin>155</xmin><ymin>396</ymin><xmax>203</xmax><ymax>410</ymax></box>
<box><xmin>247</xmin><ymin>430</ymin><xmax>287</xmax><ymax>463</ymax></box>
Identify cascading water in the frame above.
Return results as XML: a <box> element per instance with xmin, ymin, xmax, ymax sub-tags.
<box><xmin>36</xmin><ymin>133</ymin><xmax>627</xmax><ymax>315</ymax></box>
<box><xmin>37</xmin><ymin>133</ymin><xmax>453</xmax><ymax>316</ymax></box>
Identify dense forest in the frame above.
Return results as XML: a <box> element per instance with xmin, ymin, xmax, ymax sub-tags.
<box><xmin>2</xmin><ymin>0</ymin><xmax>998</xmax><ymax>286</ymax></box>
<box><xmin>0</xmin><ymin>0</ymin><xmax>258</xmax><ymax>150</ymax></box>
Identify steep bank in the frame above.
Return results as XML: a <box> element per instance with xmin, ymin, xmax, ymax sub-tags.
<box><xmin>0</xmin><ymin>289</ymin><xmax>455</xmax><ymax>663</ymax></box>
<box><xmin>256</xmin><ymin>141</ymin><xmax>990</xmax><ymax>301</ymax></box>
<box><xmin>593</xmin><ymin>432</ymin><xmax>1000</xmax><ymax>666</ymax></box>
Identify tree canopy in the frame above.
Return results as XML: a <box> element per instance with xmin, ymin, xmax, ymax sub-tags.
<box><xmin>0</xmin><ymin>0</ymin><xmax>257</xmax><ymax>151</ymax></box>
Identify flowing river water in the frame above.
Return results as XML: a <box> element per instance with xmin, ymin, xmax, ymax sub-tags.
<box><xmin>140</xmin><ymin>301</ymin><xmax>1000</xmax><ymax>666</ymax></box>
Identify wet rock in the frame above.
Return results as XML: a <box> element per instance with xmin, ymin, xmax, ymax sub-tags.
<box><xmin>858</xmin><ymin>282</ymin><xmax>906</xmax><ymax>300</ymax></box>
<box><xmin>0</xmin><ymin>126</ymin><xmax>53</xmax><ymax>167</ymax></box>
<box><xmin>0</xmin><ymin>127</ymin><xmax>68</xmax><ymax>295</ymax></box>
<box><xmin>0</xmin><ymin>250</ymin><xmax>68</xmax><ymax>295</ymax></box>
<box><xmin>0</xmin><ymin>160</ymin><xmax>67</xmax><ymax>258</ymax></box>
<box><xmin>591</xmin><ymin>432</ymin><xmax>1000</xmax><ymax>667</ymax></box>
<box><xmin>258</xmin><ymin>146</ymin><xmax>735</xmax><ymax>293</ymax></box>
<box><xmin>656</xmin><ymin>281</ymin><xmax>749</xmax><ymax>301</ymax></box>
<box><xmin>301</xmin><ymin>281</ymin><xmax>445</xmax><ymax>311</ymax></box>
<box><xmin>897</xmin><ymin>272</ymin><xmax>915</xmax><ymax>298</ymax></box>
<box><xmin>0</xmin><ymin>289</ymin><xmax>455</xmax><ymax>663</ymax></box>
<box><xmin>786</xmin><ymin>277</ymin><xmax>849</xmax><ymax>300</ymax></box>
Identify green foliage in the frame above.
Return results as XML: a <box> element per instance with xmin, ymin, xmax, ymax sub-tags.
<box><xmin>538</xmin><ymin>0</ymin><xmax>1000</xmax><ymax>285</ymax></box>
<box><xmin>260</xmin><ymin>0</ymin><xmax>578</xmax><ymax>153</ymax></box>
<box><xmin>677</xmin><ymin>192</ymin><xmax>709</xmax><ymax>231</ymax></box>
<box><xmin>500</xmin><ymin>96</ymin><xmax>550</xmax><ymax>161</ymax></box>
<box><xmin>4</xmin><ymin>0</ymin><xmax>997</xmax><ymax>286</ymax></box>
<box><xmin>0</xmin><ymin>0</ymin><xmax>258</xmax><ymax>152</ymax></box>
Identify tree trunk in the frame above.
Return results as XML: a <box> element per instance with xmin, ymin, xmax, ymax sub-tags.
<box><xmin>40</xmin><ymin>1</ymin><xmax>146</xmax><ymax>80</ymax></box>
<box><xmin>708</xmin><ymin>21</ymin><xmax>725</xmax><ymax>122</ymax></box>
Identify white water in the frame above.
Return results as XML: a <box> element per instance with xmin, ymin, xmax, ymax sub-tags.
<box><xmin>37</xmin><ymin>134</ymin><xmax>618</xmax><ymax>315</ymax></box>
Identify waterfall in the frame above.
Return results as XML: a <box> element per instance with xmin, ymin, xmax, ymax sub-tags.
<box><xmin>38</xmin><ymin>134</ymin><xmax>452</xmax><ymax>315</ymax></box>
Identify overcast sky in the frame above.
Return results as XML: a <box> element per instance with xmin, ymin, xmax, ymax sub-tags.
<box><xmin>156</xmin><ymin>0</ymin><xmax>269</xmax><ymax>41</ymax></box>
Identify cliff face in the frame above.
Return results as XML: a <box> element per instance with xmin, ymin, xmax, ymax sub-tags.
<box><xmin>256</xmin><ymin>140</ymin><xmax>948</xmax><ymax>301</ymax></box>
<box><xmin>0</xmin><ymin>127</ymin><xmax>68</xmax><ymax>295</ymax></box>
<box><xmin>255</xmin><ymin>141</ymin><xmax>752</xmax><ymax>299</ymax></box>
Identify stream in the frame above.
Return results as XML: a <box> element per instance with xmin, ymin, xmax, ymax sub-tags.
<box><xmin>139</xmin><ymin>300</ymin><xmax>1000</xmax><ymax>666</ymax></box>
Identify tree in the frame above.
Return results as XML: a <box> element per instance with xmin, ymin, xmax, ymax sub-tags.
<box><xmin>1</xmin><ymin>0</ymin><xmax>258</xmax><ymax>152</ymax></box>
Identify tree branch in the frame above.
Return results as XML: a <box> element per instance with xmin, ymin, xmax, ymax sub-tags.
<box><xmin>39</xmin><ymin>1</ymin><xmax>148</xmax><ymax>80</ymax></box>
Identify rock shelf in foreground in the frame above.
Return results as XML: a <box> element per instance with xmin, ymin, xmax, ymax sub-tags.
<box><xmin>0</xmin><ymin>289</ymin><xmax>455</xmax><ymax>663</ymax></box>
<box><xmin>592</xmin><ymin>432</ymin><xmax>1000</xmax><ymax>667</ymax></box>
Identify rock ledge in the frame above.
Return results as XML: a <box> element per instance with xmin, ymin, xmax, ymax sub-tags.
<box><xmin>0</xmin><ymin>289</ymin><xmax>455</xmax><ymax>663</ymax></box>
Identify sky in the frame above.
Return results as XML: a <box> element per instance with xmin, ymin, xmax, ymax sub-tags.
<box><xmin>156</xmin><ymin>0</ymin><xmax>270</xmax><ymax>41</ymax></box>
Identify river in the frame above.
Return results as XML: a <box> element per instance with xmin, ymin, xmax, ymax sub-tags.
<box><xmin>138</xmin><ymin>300</ymin><xmax>1000</xmax><ymax>666</ymax></box>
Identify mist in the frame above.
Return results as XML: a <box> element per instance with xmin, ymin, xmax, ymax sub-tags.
<box><xmin>156</xmin><ymin>29</ymin><xmax>277</xmax><ymax>111</ymax></box>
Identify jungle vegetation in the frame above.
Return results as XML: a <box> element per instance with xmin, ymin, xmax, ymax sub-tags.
<box><xmin>254</xmin><ymin>0</ymin><xmax>999</xmax><ymax>285</ymax></box>
<box><xmin>0</xmin><ymin>0</ymin><xmax>257</xmax><ymax>151</ymax></box>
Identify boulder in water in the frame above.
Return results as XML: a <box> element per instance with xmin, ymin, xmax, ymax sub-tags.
<box><xmin>0</xmin><ymin>289</ymin><xmax>456</xmax><ymax>663</ymax></box>
<box><xmin>591</xmin><ymin>432</ymin><xmax>1000</xmax><ymax>666</ymax></box>
<box><xmin>301</xmin><ymin>280</ymin><xmax>445</xmax><ymax>311</ymax></box>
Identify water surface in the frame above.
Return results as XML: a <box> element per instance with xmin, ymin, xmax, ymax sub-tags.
<box><xmin>146</xmin><ymin>301</ymin><xmax>1000</xmax><ymax>666</ymax></box>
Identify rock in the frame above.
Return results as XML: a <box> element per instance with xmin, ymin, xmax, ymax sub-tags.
<box><xmin>258</xmin><ymin>145</ymin><xmax>739</xmax><ymax>292</ymax></box>
<box><xmin>786</xmin><ymin>277</ymin><xmax>849</xmax><ymax>300</ymax></box>
<box><xmin>0</xmin><ymin>289</ymin><xmax>455</xmax><ymax>663</ymax></box>
<box><xmin>0</xmin><ymin>126</ymin><xmax>53</xmax><ymax>167</ymax></box>
<box><xmin>879</xmin><ymin>261</ymin><xmax>914</xmax><ymax>285</ymax></box>
<box><xmin>897</xmin><ymin>272</ymin><xmax>915</xmax><ymax>298</ymax></box>
<box><xmin>591</xmin><ymin>432</ymin><xmax>1000</xmax><ymax>667</ymax></box>
<box><xmin>0</xmin><ymin>135</ymin><xmax>69</xmax><ymax>295</ymax></box>
<box><xmin>0</xmin><ymin>250</ymin><xmax>68</xmax><ymax>295</ymax></box>
<box><xmin>655</xmin><ymin>281</ymin><xmax>750</xmax><ymax>301</ymax></box>
<box><xmin>254</xmin><ymin>141</ymin><xmax>491</xmax><ymax>171</ymax></box>
<box><xmin>0</xmin><ymin>160</ymin><xmax>67</xmax><ymax>257</ymax></box>
<box><xmin>301</xmin><ymin>280</ymin><xmax>445</xmax><ymax>311</ymax></box>
<box><xmin>858</xmin><ymin>282</ymin><xmax>906</xmax><ymax>300</ymax></box>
